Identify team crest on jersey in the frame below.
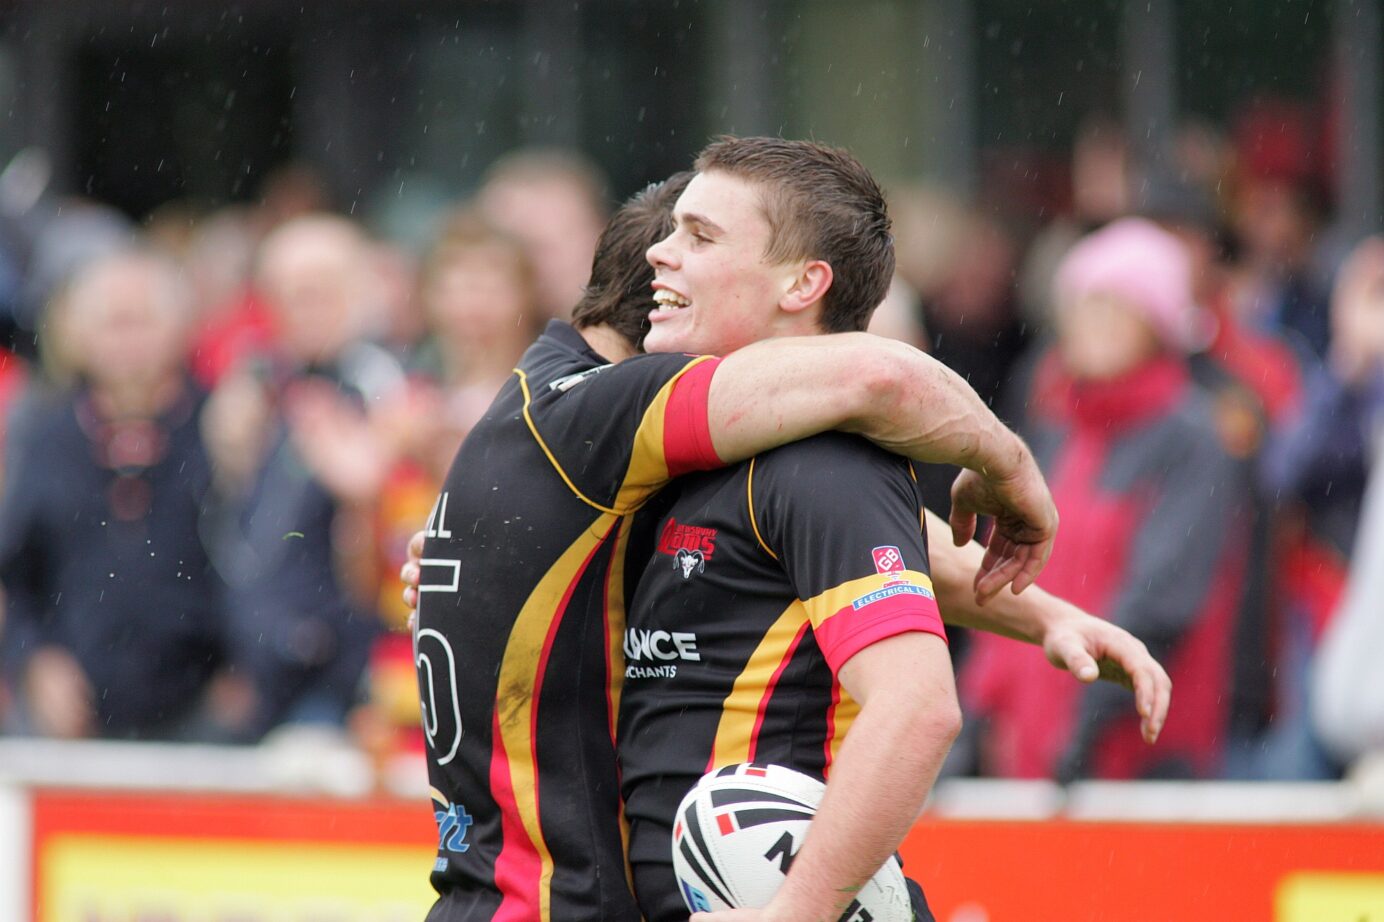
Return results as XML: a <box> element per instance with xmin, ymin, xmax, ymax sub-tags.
<box><xmin>660</xmin><ymin>518</ymin><xmax>717</xmax><ymax>579</ymax></box>
<box><xmin>675</xmin><ymin>547</ymin><xmax>706</xmax><ymax>579</ymax></box>
<box><xmin>872</xmin><ymin>545</ymin><xmax>905</xmax><ymax>574</ymax></box>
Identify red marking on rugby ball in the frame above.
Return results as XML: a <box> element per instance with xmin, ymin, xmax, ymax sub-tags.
<box><xmin>745</xmin><ymin>766</ymin><xmax>767</xmax><ymax>777</ymax></box>
<box><xmin>716</xmin><ymin>813</ymin><xmax>735</xmax><ymax>836</ymax></box>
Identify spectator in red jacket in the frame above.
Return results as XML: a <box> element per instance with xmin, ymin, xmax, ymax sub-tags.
<box><xmin>962</xmin><ymin>218</ymin><xmax>1251</xmax><ymax>780</ymax></box>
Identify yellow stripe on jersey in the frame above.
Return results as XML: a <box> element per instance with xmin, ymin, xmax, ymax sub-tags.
<box><xmin>517</xmin><ymin>356</ymin><xmax>717</xmax><ymax>516</ymax></box>
<box><xmin>746</xmin><ymin>457</ymin><xmax>780</xmax><ymax>561</ymax></box>
<box><xmin>613</xmin><ymin>355</ymin><xmax>720</xmax><ymax>512</ymax></box>
<box><xmin>601</xmin><ymin>515</ymin><xmax>638</xmax><ymax>897</ymax></box>
<box><xmin>707</xmin><ymin>602</ymin><xmax>810</xmax><ymax>769</ymax></box>
<box><xmin>604</xmin><ymin>515</ymin><xmax>632</xmax><ymax>746</ymax></box>
<box><xmin>495</xmin><ymin>511</ymin><xmax>619</xmax><ymax>922</ymax></box>
<box><xmin>803</xmin><ymin>570</ymin><xmax>936</xmax><ymax>632</ymax></box>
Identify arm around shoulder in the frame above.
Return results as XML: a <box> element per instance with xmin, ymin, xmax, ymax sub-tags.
<box><xmin>705</xmin><ymin>333</ymin><xmax>1025</xmax><ymax>476</ymax></box>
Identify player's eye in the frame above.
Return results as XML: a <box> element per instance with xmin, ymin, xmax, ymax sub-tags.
<box><xmin>692</xmin><ymin>231</ymin><xmax>712</xmax><ymax>245</ymax></box>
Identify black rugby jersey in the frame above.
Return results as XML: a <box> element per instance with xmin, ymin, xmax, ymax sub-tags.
<box><xmin>617</xmin><ymin>432</ymin><xmax>947</xmax><ymax>922</ymax></box>
<box><xmin>417</xmin><ymin>321</ymin><xmax>721</xmax><ymax>922</ymax></box>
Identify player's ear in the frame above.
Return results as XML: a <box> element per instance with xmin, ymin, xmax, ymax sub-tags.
<box><xmin>778</xmin><ymin>259</ymin><xmax>833</xmax><ymax>317</ymax></box>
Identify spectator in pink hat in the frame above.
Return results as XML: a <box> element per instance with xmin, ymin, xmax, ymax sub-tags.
<box><xmin>960</xmin><ymin>218</ymin><xmax>1252</xmax><ymax>780</ymax></box>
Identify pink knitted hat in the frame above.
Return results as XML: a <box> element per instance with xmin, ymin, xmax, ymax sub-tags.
<box><xmin>1054</xmin><ymin>217</ymin><xmax>1212</xmax><ymax>352</ymax></box>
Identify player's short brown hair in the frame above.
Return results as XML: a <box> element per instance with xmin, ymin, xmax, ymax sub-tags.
<box><xmin>693</xmin><ymin>137</ymin><xmax>894</xmax><ymax>334</ymax></box>
<box><xmin>570</xmin><ymin>171</ymin><xmax>693</xmax><ymax>348</ymax></box>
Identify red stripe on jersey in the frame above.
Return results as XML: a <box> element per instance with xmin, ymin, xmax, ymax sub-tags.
<box><xmin>491</xmin><ymin>535</ymin><xmax>608</xmax><ymax>921</ymax></box>
<box><xmin>822</xmin><ymin>681</ymin><xmax>843</xmax><ymax>778</ymax></box>
<box><xmin>662</xmin><ymin>357</ymin><xmax>723</xmax><ymax>477</ymax></box>
<box><xmin>747</xmin><ymin>620</ymin><xmax>811</xmax><ymax>763</ymax></box>
<box><xmin>814</xmin><ymin>594</ymin><xmax>946</xmax><ymax>676</ymax></box>
<box><xmin>490</xmin><ymin>708</ymin><xmax>541</xmax><ymax>920</ymax></box>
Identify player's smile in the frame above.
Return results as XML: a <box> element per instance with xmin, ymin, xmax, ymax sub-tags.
<box><xmin>649</xmin><ymin>284</ymin><xmax>691</xmax><ymax>323</ymax></box>
<box><xmin>644</xmin><ymin>170</ymin><xmax>793</xmax><ymax>356</ymax></box>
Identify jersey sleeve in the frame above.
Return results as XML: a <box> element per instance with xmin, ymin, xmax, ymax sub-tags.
<box><xmin>750</xmin><ymin>434</ymin><xmax>946</xmax><ymax>675</ymax></box>
<box><xmin>522</xmin><ymin>351</ymin><xmax>723</xmax><ymax>514</ymax></box>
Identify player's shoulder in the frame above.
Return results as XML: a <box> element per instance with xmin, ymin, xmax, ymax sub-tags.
<box><xmin>522</xmin><ymin>324</ymin><xmax>707</xmax><ymax>399</ymax></box>
<box><xmin>755</xmin><ymin>431</ymin><xmax>903</xmax><ymax>477</ymax></box>
<box><xmin>751</xmin><ymin>433</ymin><xmax>917</xmax><ymax>508</ymax></box>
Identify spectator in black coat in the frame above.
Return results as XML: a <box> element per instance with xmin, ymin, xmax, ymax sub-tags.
<box><xmin>0</xmin><ymin>250</ymin><xmax>236</xmax><ymax>741</ymax></box>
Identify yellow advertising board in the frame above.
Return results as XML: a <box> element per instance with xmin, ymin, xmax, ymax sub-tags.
<box><xmin>32</xmin><ymin>791</ymin><xmax>441</xmax><ymax>922</ymax></box>
<box><xmin>40</xmin><ymin>834</ymin><xmax>436</xmax><ymax>922</ymax></box>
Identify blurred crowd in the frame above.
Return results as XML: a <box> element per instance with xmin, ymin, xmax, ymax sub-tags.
<box><xmin>0</xmin><ymin>101</ymin><xmax>1381</xmax><ymax>787</ymax></box>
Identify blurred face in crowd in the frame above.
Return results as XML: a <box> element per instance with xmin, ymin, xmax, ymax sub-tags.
<box><xmin>256</xmin><ymin>216</ymin><xmax>370</xmax><ymax>364</ymax></box>
<box><xmin>1071</xmin><ymin>130</ymin><xmax>1131</xmax><ymax>223</ymax></box>
<box><xmin>424</xmin><ymin>242</ymin><xmax>533</xmax><ymax>353</ymax></box>
<box><xmin>1055</xmin><ymin>289</ymin><xmax>1162</xmax><ymax>381</ymax></box>
<box><xmin>479</xmin><ymin>175</ymin><xmax>605</xmax><ymax>320</ymax></box>
<box><xmin>644</xmin><ymin>170</ymin><xmax>819</xmax><ymax>356</ymax></box>
<box><xmin>67</xmin><ymin>254</ymin><xmax>190</xmax><ymax>392</ymax></box>
<box><xmin>370</xmin><ymin>241</ymin><xmax>424</xmax><ymax>348</ymax></box>
<box><xmin>1232</xmin><ymin>178</ymin><xmax>1313</xmax><ymax>269</ymax></box>
<box><xmin>931</xmin><ymin>216</ymin><xmax>1018</xmax><ymax>335</ymax></box>
<box><xmin>866</xmin><ymin>277</ymin><xmax>930</xmax><ymax>352</ymax></box>
<box><xmin>1330</xmin><ymin>236</ymin><xmax>1384</xmax><ymax>381</ymax></box>
<box><xmin>1160</xmin><ymin>219</ymin><xmax>1229</xmax><ymax>322</ymax></box>
<box><xmin>185</xmin><ymin>207</ymin><xmax>258</xmax><ymax>317</ymax></box>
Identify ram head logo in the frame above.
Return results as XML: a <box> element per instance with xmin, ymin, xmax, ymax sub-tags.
<box><xmin>674</xmin><ymin>548</ymin><xmax>706</xmax><ymax>580</ymax></box>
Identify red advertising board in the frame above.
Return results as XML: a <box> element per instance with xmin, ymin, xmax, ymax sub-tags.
<box><xmin>900</xmin><ymin>819</ymin><xmax>1384</xmax><ymax>922</ymax></box>
<box><xmin>27</xmin><ymin>789</ymin><xmax>1384</xmax><ymax>922</ymax></box>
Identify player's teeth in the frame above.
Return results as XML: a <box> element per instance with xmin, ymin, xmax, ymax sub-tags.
<box><xmin>653</xmin><ymin>291</ymin><xmax>690</xmax><ymax>309</ymax></box>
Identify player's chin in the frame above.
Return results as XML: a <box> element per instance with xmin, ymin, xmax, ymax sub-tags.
<box><xmin>643</xmin><ymin>315</ymin><xmax>697</xmax><ymax>355</ymax></box>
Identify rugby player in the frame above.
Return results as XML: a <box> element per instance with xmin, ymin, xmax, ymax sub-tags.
<box><xmin>613</xmin><ymin>138</ymin><xmax>1159</xmax><ymax>922</ymax></box>
<box><xmin>410</xmin><ymin>140</ymin><xmax>1168</xmax><ymax>922</ymax></box>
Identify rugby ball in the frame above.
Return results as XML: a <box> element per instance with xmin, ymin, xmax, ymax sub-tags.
<box><xmin>671</xmin><ymin>763</ymin><xmax>913</xmax><ymax>920</ymax></box>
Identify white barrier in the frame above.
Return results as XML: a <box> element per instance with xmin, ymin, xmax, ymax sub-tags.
<box><xmin>0</xmin><ymin>783</ymin><xmax>30</xmax><ymax>922</ymax></box>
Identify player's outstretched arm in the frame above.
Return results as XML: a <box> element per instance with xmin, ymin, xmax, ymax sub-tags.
<box><xmin>690</xmin><ymin>632</ymin><xmax>960</xmax><ymax>922</ymax></box>
<box><xmin>705</xmin><ymin>333</ymin><xmax>1057</xmax><ymax>600</ymax></box>
<box><xmin>924</xmin><ymin>510</ymin><xmax>1171</xmax><ymax>744</ymax></box>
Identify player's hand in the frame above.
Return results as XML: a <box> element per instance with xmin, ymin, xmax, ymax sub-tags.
<box><xmin>948</xmin><ymin>454</ymin><xmax>1059</xmax><ymax>604</ymax></box>
<box><xmin>401</xmin><ymin>529</ymin><xmax>425</xmax><ymax>613</ymax></box>
<box><xmin>1039</xmin><ymin>607</ymin><xmax>1171</xmax><ymax>744</ymax></box>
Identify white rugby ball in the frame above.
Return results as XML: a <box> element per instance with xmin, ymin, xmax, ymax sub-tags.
<box><xmin>671</xmin><ymin>762</ymin><xmax>913</xmax><ymax>920</ymax></box>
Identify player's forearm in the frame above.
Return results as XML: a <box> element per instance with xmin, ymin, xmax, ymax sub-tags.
<box><xmin>706</xmin><ymin>334</ymin><xmax>1028</xmax><ymax>479</ymax></box>
<box><xmin>765</xmin><ymin>699</ymin><xmax>956</xmax><ymax>922</ymax></box>
<box><xmin>763</xmin><ymin>635</ymin><xmax>959</xmax><ymax>922</ymax></box>
<box><xmin>837</xmin><ymin>336</ymin><xmax>1032</xmax><ymax>479</ymax></box>
<box><xmin>925</xmin><ymin>508</ymin><xmax>1055</xmax><ymax>643</ymax></box>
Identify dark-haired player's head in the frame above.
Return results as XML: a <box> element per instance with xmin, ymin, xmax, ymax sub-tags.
<box><xmin>643</xmin><ymin>137</ymin><xmax>894</xmax><ymax>357</ymax></box>
<box><xmin>570</xmin><ymin>171</ymin><xmax>693</xmax><ymax>348</ymax></box>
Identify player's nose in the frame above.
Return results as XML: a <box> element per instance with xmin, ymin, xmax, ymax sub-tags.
<box><xmin>647</xmin><ymin>232</ymin><xmax>679</xmax><ymax>270</ymax></box>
